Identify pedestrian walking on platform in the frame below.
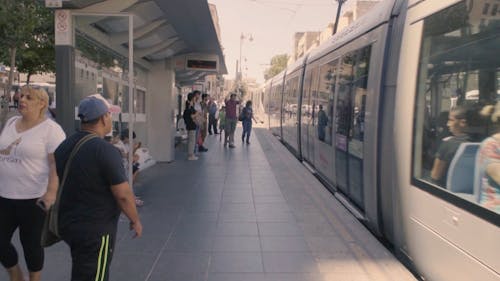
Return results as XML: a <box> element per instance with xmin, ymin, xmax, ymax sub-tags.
<box><xmin>241</xmin><ymin>100</ymin><xmax>257</xmax><ymax>144</ymax></box>
<box><xmin>55</xmin><ymin>94</ymin><xmax>142</xmax><ymax>281</ymax></box>
<box><xmin>208</xmin><ymin>98</ymin><xmax>218</xmax><ymax>135</ymax></box>
<box><xmin>224</xmin><ymin>93</ymin><xmax>240</xmax><ymax>148</ymax></box>
<box><xmin>218</xmin><ymin>105</ymin><xmax>226</xmax><ymax>142</ymax></box>
<box><xmin>0</xmin><ymin>87</ymin><xmax>66</xmax><ymax>281</ymax></box>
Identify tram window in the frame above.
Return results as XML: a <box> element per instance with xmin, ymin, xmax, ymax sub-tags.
<box><xmin>136</xmin><ymin>89</ymin><xmax>146</xmax><ymax>114</ymax></box>
<box><xmin>412</xmin><ymin>0</ymin><xmax>500</xmax><ymax>214</ymax></box>
<box><xmin>317</xmin><ymin>61</ymin><xmax>337</xmax><ymax>145</ymax></box>
<box><xmin>284</xmin><ymin>76</ymin><xmax>299</xmax><ymax>124</ymax></box>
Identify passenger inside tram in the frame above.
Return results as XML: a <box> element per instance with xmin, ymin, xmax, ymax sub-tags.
<box><xmin>317</xmin><ymin>104</ymin><xmax>328</xmax><ymax>142</ymax></box>
<box><xmin>476</xmin><ymin>102</ymin><xmax>500</xmax><ymax>213</ymax></box>
<box><xmin>430</xmin><ymin>106</ymin><xmax>474</xmax><ymax>185</ymax></box>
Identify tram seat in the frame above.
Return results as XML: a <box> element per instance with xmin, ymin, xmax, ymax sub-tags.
<box><xmin>446</xmin><ymin>143</ymin><xmax>480</xmax><ymax>197</ymax></box>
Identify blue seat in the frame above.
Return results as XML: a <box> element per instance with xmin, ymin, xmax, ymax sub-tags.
<box><xmin>446</xmin><ymin>142</ymin><xmax>480</xmax><ymax>195</ymax></box>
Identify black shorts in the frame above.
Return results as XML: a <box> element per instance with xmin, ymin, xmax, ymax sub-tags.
<box><xmin>63</xmin><ymin>231</ymin><xmax>116</xmax><ymax>281</ymax></box>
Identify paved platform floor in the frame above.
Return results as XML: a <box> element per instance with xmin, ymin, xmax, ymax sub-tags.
<box><xmin>1</xmin><ymin>127</ymin><xmax>416</xmax><ymax>281</ymax></box>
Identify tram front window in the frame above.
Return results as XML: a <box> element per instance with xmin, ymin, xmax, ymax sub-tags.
<box><xmin>413</xmin><ymin>0</ymin><xmax>500</xmax><ymax>214</ymax></box>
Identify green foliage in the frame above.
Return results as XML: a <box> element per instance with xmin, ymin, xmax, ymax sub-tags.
<box><xmin>76</xmin><ymin>35</ymin><xmax>125</xmax><ymax>69</ymax></box>
<box><xmin>264</xmin><ymin>54</ymin><xmax>288</xmax><ymax>81</ymax></box>
<box><xmin>0</xmin><ymin>0</ymin><xmax>55</xmax><ymax>130</ymax></box>
<box><xmin>0</xmin><ymin>0</ymin><xmax>55</xmax><ymax>79</ymax></box>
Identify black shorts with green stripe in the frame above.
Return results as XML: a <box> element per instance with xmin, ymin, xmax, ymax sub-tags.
<box><xmin>63</xmin><ymin>232</ymin><xmax>115</xmax><ymax>281</ymax></box>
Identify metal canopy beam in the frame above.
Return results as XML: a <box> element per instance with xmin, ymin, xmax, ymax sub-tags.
<box><xmin>110</xmin><ymin>19</ymin><xmax>168</xmax><ymax>45</ymax></box>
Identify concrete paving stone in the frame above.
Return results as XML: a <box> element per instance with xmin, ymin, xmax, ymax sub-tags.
<box><xmin>322</xmin><ymin>273</ymin><xmax>373</xmax><ymax>281</ymax></box>
<box><xmin>224</xmin><ymin>183</ymin><xmax>252</xmax><ymax>189</ymax></box>
<box><xmin>219</xmin><ymin>211</ymin><xmax>258</xmax><ymax>222</ymax></box>
<box><xmin>173</xmin><ymin>221</ymin><xmax>217</xmax><ymax>237</ymax></box>
<box><xmin>262</xmin><ymin>252</ymin><xmax>320</xmax><ymax>273</ymax></box>
<box><xmin>220</xmin><ymin>202</ymin><xmax>256</xmax><ymax>213</ymax></box>
<box><xmin>212</xmin><ymin>236</ymin><xmax>261</xmax><ymax>252</ymax></box>
<box><xmin>223</xmin><ymin>189</ymin><xmax>253</xmax><ymax>198</ymax></box>
<box><xmin>260</xmin><ymin>236</ymin><xmax>310</xmax><ymax>252</ymax></box>
<box><xmin>165</xmin><ymin>235</ymin><xmax>214</xmax><ymax>252</ymax></box>
<box><xmin>255</xmin><ymin>202</ymin><xmax>291</xmax><ymax>213</ymax></box>
<box><xmin>221</xmin><ymin>194</ymin><xmax>254</xmax><ymax>203</ymax></box>
<box><xmin>180</xmin><ymin>212</ymin><xmax>219</xmax><ymax>223</ymax></box>
<box><xmin>256</xmin><ymin>211</ymin><xmax>296</xmax><ymax>222</ymax></box>
<box><xmin>148</xmin><ymin>271</ymin><xmax>207</xmax><ymax>281</ymax></box>
<box><xmin>253</xmin><ymin>188</ymin><xmax>283</xmax><ymax>196</ymax></box>
<box><xmin>207</xmin><ymin>272</ymin><xmax>325</xmax><ymax>281</ymax></box>
<box><xmin>254</xmin><ymin>195</ymin><xmax>287</xmax><ymax>204</ymax></box>
<box><xmin>316</xmin><ymin>257</ymin><xmax>367</xmax><ymax>274</ymax></box>
<box><xmin>304</xmin><ymin>236</ymin><xmax>351</xmax><ymax>255</ymax></box>
<box><xmin>151</xmin><ymin>252</ymin><xmax>210</xmax><ymax>273</ymax></box>
<box><xmin>293</xmin><ymin>211</ymin><xmax>330</xmax><ymax>224</ymax></box>
<box><xmin>210</xmin><ymin>252</ymin><xmax>264</xmax><ymax>273</ymax></box>
<box><xmin>297</xmin><ymin>221</ymin><xmax>338</xmax><ymax>237</ymax></box>
<box><xmin>216</xmin><ymin>222</ymin><xmax>259</xmax><ymax>236</ymax></box>
<box><xmin>258</xmin><ymin>222</ymin><xmax>303</xmax><ymax>236</ymax></box>
<box><xmin>114</xmin><ymin>231</ymin><xmax>170</xmax><ymax>254</ymax></box>
<box><xmin>184</xmin><ymin>202</ymin><xmax>221</xmax><ymax>213</ymax></box>
<box><xmin>109</xmin><ymin>253</ymin><xmax>158</xmax><ymax>281</ymax></box>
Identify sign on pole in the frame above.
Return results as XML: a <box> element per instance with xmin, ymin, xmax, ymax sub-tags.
<box><xmin>45</xmin><ymin>0</ymin><xmax>62</xmax><ymax>8</ymax></box>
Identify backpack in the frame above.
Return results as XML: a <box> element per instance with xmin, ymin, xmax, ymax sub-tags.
<box><xmin>238</xmin><ymin>108</ymin><xmax>246</xmax><ymax>121</ymax></box>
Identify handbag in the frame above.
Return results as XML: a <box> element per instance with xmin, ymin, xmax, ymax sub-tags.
<box><xmin>41</xmin><ymin>133</ymin><xmax>97</xmax><ymax>247</ymax></box>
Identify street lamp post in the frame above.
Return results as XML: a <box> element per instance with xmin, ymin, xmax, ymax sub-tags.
<box><xmin>332</xmin><ymin>0</ymin><xmax>347</xmax><ymax>35</ymax></box>
<box><xmin>238</xmin><ymin>33</ymin><xmax>253</xmax><ymax>97</ymax></box>
<box><xmin>239</xmin><ymin>33</ymin><xmax>253</xmax><ymax>80</ymax></box>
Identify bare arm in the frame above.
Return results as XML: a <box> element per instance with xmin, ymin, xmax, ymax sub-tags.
<box><xmin>39</xmin><ymin>154</ymin><xmax>59</xmax><ymax>209</ymax></box>
<box><xmin>486</xmin><ymin>163</ymin><xmax>500</xmax><ymax>185</ymax></box>
<box><xmin>111</xmin><ymin>182</ymin><xmax>143</xmax><ymax>238</ymax></box>
<box><xmin>431</xmin><ymin>158</ymin><xmax>447</xmax><ymax>183</ymax></box>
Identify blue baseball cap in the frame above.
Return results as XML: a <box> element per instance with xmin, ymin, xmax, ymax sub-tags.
<box><xmin>78</xmin><ymin>94</ymin><xmax>120</xmax><ymax>122</ymax></box>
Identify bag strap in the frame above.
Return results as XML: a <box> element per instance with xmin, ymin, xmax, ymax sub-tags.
<box><xmin>58</xmin><ymin>133</ymin><xmax>98</xmax><ymax>195</ymax></box>
<box><xmin>52</xmin><ymin>133</ymin><xmax>97</xmax><ymax>236</ymax></box>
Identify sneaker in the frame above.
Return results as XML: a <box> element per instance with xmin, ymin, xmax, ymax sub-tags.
<box><xmin>229</xmin><ymin>144</ymin><xmax>236</xmax><ymax>148</ymax></box>
<box><xmin>188</xmin><ymin>156</ymin><xmax>199</xmax><ymax>160</ymax></box>
<box><xmin>199</xmin><ymin>146</ymin><xmax>208</xmax><ymax>152</ymax></box>
<box><xmin>223</xmin><ymin>142</ymin><xmax>228</xmax><ymax>147</ymax></box>
<box><xmin>246</xmin><ymin>141</ymin><xmax>250</xmax><ymax>144</ymax></box>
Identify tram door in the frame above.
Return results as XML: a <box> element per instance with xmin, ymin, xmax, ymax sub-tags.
<box><xmin>334</xmin><ymin>47</ymin><xmax>370</xmax><ymax>208</ymax></box>
<box><xmin>301</xmin><ymin>67</ymin><xmax>317</xmax><ymax>163</ymax></box>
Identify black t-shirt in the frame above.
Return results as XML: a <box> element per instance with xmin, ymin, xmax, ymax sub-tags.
<box><xmin>183</xmin><ymin>106</ymin><xmax>197</xmax><ymax>130</ymax></box>
<box><xmin>55</xmin><ymin>131</ymin><xmax>128</xmax><ymax>235</ymax></box>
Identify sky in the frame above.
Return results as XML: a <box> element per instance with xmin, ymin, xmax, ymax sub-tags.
<box><xmin>208</xmin><ymin>0</ymin><xmax>341</xmax><ymax>84</ymax></box>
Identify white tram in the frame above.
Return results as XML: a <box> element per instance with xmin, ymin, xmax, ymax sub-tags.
<box><xmin>263</xmin><ymin>0</ymin><xmax>500</xmax><ymax>280</ymax></box>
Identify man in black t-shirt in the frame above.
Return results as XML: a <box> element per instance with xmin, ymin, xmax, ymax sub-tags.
<box><xmin>55</xmin><ymin>94</ymin><xmax>142</xmax><ymax>281</ymax></box>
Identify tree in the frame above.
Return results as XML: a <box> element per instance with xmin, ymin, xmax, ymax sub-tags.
<box><xmin>264</xmin><ymin>54</ymin><xmax>288</xmax><ymax>81</ymax></box>
<box><xmin>0</xmin><ymin>0</ymin><xmax>54</xmax><ymax>129</ymax></box>
<box><xmin>16</xmin><ymin>5</ymin><xmax>55</xmax><ymax>85</ymax></box>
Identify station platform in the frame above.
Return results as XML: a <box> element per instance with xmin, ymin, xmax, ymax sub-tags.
<box><xmin>2</xmin><ymin>127</ymin><xmax>417</xmax><ymax>281</ymax></box>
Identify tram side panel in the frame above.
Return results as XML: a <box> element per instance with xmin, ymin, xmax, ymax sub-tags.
<box><xmin>377</xmin><ymin>0</ymin><xmax>408</xmax><ymax>248</ymax></box>
<box><xmin>269</xmin><ymin>78</ymin><xmax>284</xmax><ymax>137</ymax></box>
<box><xmin>395</xmin><ymin>0</ymin><xmax>500</xmax><ymax>280</ymax></box>
<box><xmin>282</xmin><ymin>71</ymin><xmax>302</xmax><ymax>156</ymax></box>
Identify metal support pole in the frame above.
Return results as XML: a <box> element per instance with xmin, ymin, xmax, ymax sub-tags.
<box><xmin>332</xmin><ymin>0</ymin><xmax>346</xmax><ymax>35</ymax></box>
<box><xmin>127</xmin><ymin>14</ymin><xmax>134</xmax><ymax>190</ymax></box>
<box><xmin>239</xmin><ymin>33</ymin><xmax>243</xmax><ymax>78</ymax></box>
